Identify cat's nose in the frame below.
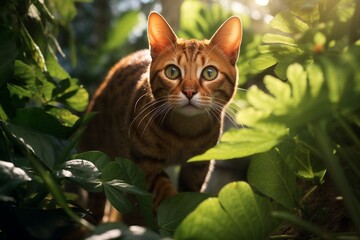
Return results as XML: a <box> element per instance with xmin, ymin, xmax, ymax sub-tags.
<box><xmin>182</xmin><ymin>89</ymin><xmax>197</xmax><ymax>99</ymax></box>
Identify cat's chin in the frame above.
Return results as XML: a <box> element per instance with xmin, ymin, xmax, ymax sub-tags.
<box><xmin>174</xmin><ymin>105</ymin><xmax>205</xmax><ymax>117</ymax></box>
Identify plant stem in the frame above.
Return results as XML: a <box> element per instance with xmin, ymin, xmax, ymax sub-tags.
<box><xmin>312</xmin><ymin>122</ymin><xmax>360</xmax><ymax>234</ymax></box>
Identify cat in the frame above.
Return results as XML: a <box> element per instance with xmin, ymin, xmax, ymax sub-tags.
<box><xmin>79</xmin><ymin>11</ymin><xmax>242</xmax><ymax>222</ymax></box>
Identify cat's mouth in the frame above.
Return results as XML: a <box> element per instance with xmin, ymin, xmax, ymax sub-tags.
<box><xmin>174</xmin><ymin>103</ymin><xmax>204</xmax><ymax>117</ymax></box>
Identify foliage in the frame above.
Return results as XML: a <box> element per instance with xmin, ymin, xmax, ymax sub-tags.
<box><xmin>1</xmin><ymin>0</ymin><xmax>360</xmax><ymax>239</ymax></box>
<box><xmin>186</xmin><ymin>0</ymin><xmax>360</xmax><ymax>239</ymax></box>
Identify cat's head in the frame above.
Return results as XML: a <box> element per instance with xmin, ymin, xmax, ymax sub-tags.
<box><xmin>147</xmin><ymin>12</ymin><xmax>242</xmax><ymax>117</ymax></box>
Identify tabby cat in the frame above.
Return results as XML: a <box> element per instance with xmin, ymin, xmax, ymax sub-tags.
<box><xmin>79</xmin><ymin>11</ymin><xmax>242</xmax><ymax>222</ymax></box>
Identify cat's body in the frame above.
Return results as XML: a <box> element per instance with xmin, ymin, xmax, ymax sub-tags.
<box><xmin>79</xmin><ymin>12</ymin><xmax>242</xmax><ymax>222</ymax></box>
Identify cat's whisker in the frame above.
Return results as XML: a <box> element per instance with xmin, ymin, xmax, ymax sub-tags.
<box><xmin>207</xmin><ymin>107</ymin><xmax>222</xmax><ymax>126</ymax></box>
<box><xmin>129</xmin><ymin>98</ymin><xmax>169</xmax><ymax>138</ymax></box>
<box><xmin>140</xmin><ymin>102</ymin><xmax>172</xmax><ymax>139</ymax></box>
<box><xmin>134</xmin><ymin>93</ymin><xmax>150</xmax><ymax>113</ymax></box>
<box><xmin>213</xmin><ymin>97</ymin><xmax>243</xmax><ymax>112</ymax></box>
<box><xmin>236</xmin><ymin>87</ymin><xmax>248</xmax><ymax>92</ymax></box>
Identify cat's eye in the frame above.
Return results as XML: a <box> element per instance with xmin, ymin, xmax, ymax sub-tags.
<box><xmin>165</xmin><ymin>65</ymin><xmax>181</xmax><ymax>80</ymax></box>
<box><xmin>202</xmin><ymin>66</ymin><xmax>218</xmax><ymax>81</ymax></box>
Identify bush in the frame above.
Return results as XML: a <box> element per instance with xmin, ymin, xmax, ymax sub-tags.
<box><xmin>0</xmin><ymin>0</ymin><xmax>359</xmax><ymax>239</ymax></box>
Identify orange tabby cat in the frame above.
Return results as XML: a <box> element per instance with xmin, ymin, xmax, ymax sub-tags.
<box><xmin>79</xmin><ymin>11</ymin><xmax>242</xmax><ymax>222</ymax></box>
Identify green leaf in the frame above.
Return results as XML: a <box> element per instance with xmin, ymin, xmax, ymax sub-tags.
<box><xmin>2</xmin><ymin>121</ymin><xmax>69</xmax><ymax>170</ymax></box>
<box><xmin>262</xmin><ymin>33</ymin><xmax>296</xmax><ymax>46</ymax></box>
<box><xmin>0</xmin><ymin>27</ymin><xmax>17</xmax><ymax>86</ymax></box>
<box><xmin>248</xmin><ymin>145</ymin><xmax>298</xmax><ymax>209</ymax></box>
<box><xmin>294</xmin><ymin>148</ymin><xmax>326</xmax><ymax>182</ymax></box>
<box><xmin>105</xmin><ymin>179</ymin><xmax>150</xmax><ymax>196</ymax></box>
<box><xmin>249</xmin><ymin>54</ymin><xmax>278</xmax><ymax>71</ymax></box>
<box><xmin>71</xmin><ymin>151</ymin><xmax>111</xmax><ymax>171</ymax></box>
<box><xmin>54</xmin><ymin>78</ymin><xmax>89</xmax><ymax>112</ymax></box>
<box><xmin>45</xmin><ymin>52</ymin><xmax>70</xmax><ymax>81</ymax></box>
<box><xmin>101</xmin><ymin>158</ymin><xmax>154</xmax><ymax>227</ymax></box>
<box><xmin>104</xmin><ymin>11</ymin><xmax>139</xmax><ymax>51</ymax></box>
<box><xmin>263</xmin><ymin>75</ymin><xmax>292</xmax><ymax>107</ymax></box>
<box><xmin>306</xmin><ymin>63</ymin><xmax>324</xmax><ymax>98</ymax></box>
<box><xmin>0</xmin><ymin>160</ymin><xmax>31</xmax><ymax>194</ymax></box>
<box><xmin>54</xmin><ymin>0</ymin><xmax>77</xmax><ymax>26</ymax></box>
<box><xmin>175</xmin><ymin>182</ymin><xmax>279</xmax><ymax>240</ymax></box>
<box><xmin>103</xmin><ymin>182</ymin><xmax>133</xmax><ymax>214</ymax></box>
<box><xmin>287</xmin><ymin>63</ymin><xmax>307</xmax><ymax>105</ymax></box>
<box><xmin>46</xmin><ymin>107</ymin><xmax>79</xmax><ymax>127</ymax></box>
<box><xmin>190</xmin><ymin>128</ymin><xmax>287</xmax><ymax>161</ymax></box>
<box><xmin>12</xmin><ymin>108</ymin><xmax>73</xmax><ymax>138</ymax></box>
<box><xmin>158</xmin><ymin>192</ymin><xmax>210</xmax><ymax>237</ymax></box>
<box><xmin>56</xmin><ymin>159</ymin><xmax>102</xmax><ymax>192</ymax></box>
<box><xmin>13</xmin><ymin>60</ymin><xmax>37</xmax><ymax>94</ymax></box>
<box><xmin>19</xmin><ymin>22</ymin><xmax>47</xmax><ymax>71</ymax></box>
<box><xmin>336</xmin><ymin>0</ymin><xmax>356</xmax><ymax>22</ymax></box>
<box><xmin>270</xmin><ymin>12</ymin><xmax>309</xmax><ymax>34</ymax></box>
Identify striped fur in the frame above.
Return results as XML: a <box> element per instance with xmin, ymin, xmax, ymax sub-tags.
<box><xmin>79</xmin><ymin>12</ymin><xmax>242</xmax><ymax>223</ymax></box>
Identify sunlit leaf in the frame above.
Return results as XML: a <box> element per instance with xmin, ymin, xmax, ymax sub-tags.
<box><xmin>336</xmin><ymin>0</ymin><xmax>356</xmax><ymax>22</ymax></box>
<box><xmin>249</xmin><ymin>53</ymin><xmax>277</xmax><ymax>71</ymax></box>
<box><xmin>190</xmin><ymin>128</ymin><xmax>287</xmax><ymax>161</ymax></box>
<box><xmin>175</xmin><ymin>182</ymin><xmax>279</xmax><ymax>240</ymax></box>
<box><xmin>270</xmin><ymin>12</ymin><xmax>309</xmax><ymax>34</ymax></box>
<box><xmin>20</xmin><ymin>23</ymin><xmax>47</xmax><ymax>71</ymax></box>
<box><xmin>287</xmin><ymin>63</ymin><xmax>307</xmax><ymax>104</ymax></box>
<box><xmin>262</xmin><ymin>33</ymin><xmax>296</xmax><ymax>46</ymax></box>
<box><xmin>46</xmin><ymin>107</ymin><xmax>79</xmax><ymax>127</ymax></box>
<box><xmin>306</xmin><ymin>64</ymin><xmax>324</xmax><ymax>98</ymax></box>
<box><xmin>263</xmin><ymin>75</ymin><xmax>291</xmax><ymax>105</ymax></box>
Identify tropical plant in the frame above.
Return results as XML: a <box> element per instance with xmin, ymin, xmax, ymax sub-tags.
<box><xmin>1</xmin><ymin>0</ymin><xmax>359</xmax><ymax>239</ymax></box>
<box><xmin>178</xmin><ymin>0</ymin><xmax>360</xmax><ymax>239</ymax></box>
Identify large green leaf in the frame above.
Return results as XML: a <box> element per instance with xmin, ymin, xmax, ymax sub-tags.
<box><xmin>270</xmin><ymin>12</ymin><xmax>309</xmax><ymax>34</ymax></box>
<box><xmin>158</xmin><ymin>192</ymin><xmax>210</xmax><ymax>237</ymax></box>
<box><xmin>55</xmin><ymin>159</ymin><xmax>102</xmax><ymax>192</ymax></box>
<box><xmin>103</xmin><ymin>182</ymin><xmax>133</xmax><ymax>214</ymax></box>
<box><xmin>248</xmin><ymin>144</ymin><xmax>298</xmax><ymax>209</ymax></box>
<box><xmin>12</xmin><ymin>108</ymin><xmax>73</xmax><ymax>138</ymax></box>
<box><xmin>175</xmin><ymin>182</ymin><xmax>279</xmax><ymax>240</ymax></box>
<box><xmin>101</xmin><ymin>158</ymin><xmax>154</xmax><ymax>228</ymax></box>
<box><xmin>190</xmin><ymin>128</ymin><xmax>287</xmax><ymax>161</ymax></box>
<box><xmin>2</xmin><ymin>121</ymin><xmax>68</xmax><ymax>170</ymax></box>
<box><xmin>71</xmin><ymin>151</ymin><xmax>111</xmax><ymax>171</ymax></box>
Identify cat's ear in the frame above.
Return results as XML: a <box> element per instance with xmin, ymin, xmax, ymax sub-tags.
<box><xmin>210</xmin><ymin>16</ymin><xmax>242</xmax><ymax>65</ymax></box>
<box><xmin>148</xmin><ymin>12</ymin><xmax>177</xmax><ymax>58</ymax></box>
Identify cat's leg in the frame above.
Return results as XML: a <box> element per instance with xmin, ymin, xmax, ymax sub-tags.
<box><xmin>137</xmin><ymin>161</ymin><xmax>177</xmax><ymax>208</ymax></box>
<box><xmin>178</xmin><ymin>160</ymin><xmax>214</xmax><ymax>192</ymax></box>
